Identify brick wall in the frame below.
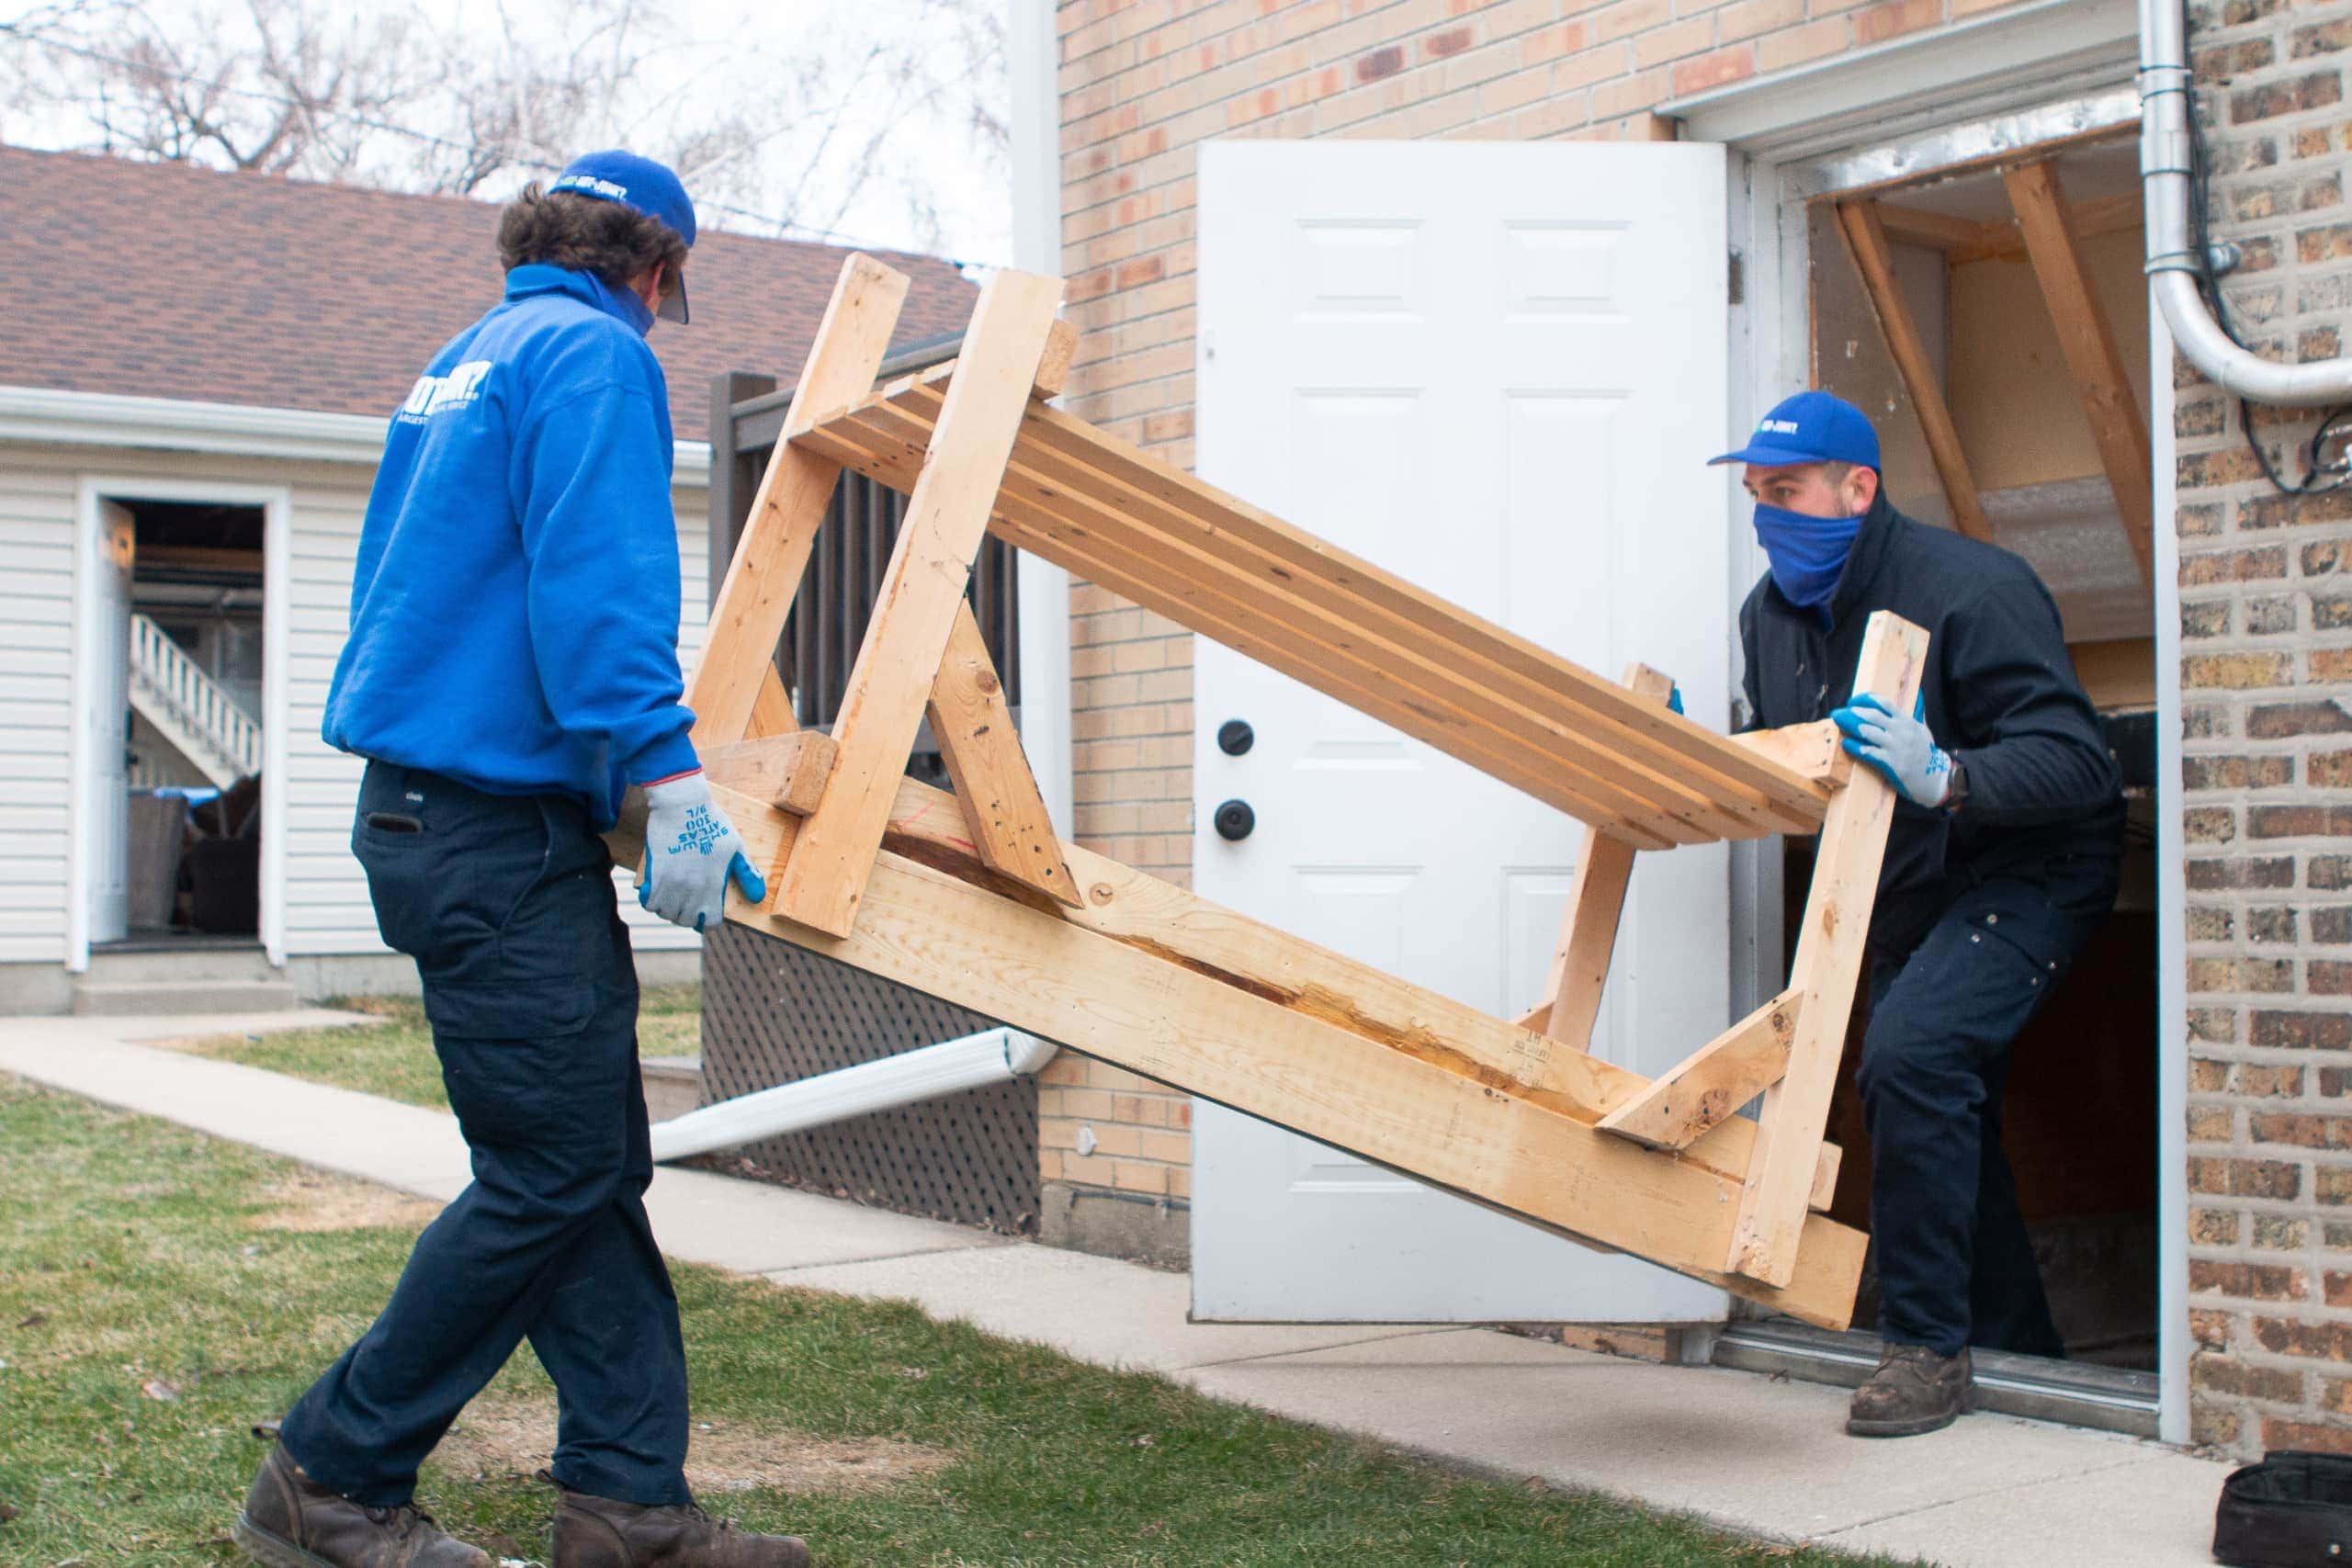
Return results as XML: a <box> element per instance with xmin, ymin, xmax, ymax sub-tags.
<box><xmin>1040</xmin><ymin>0</ymin><xmax>2041</xmax><ymax>1247</ymax></box>
<box><xmin>2173</xmin><ymin>0</ymin><xmax>2352</xmax><ymax>1459</ymax></box>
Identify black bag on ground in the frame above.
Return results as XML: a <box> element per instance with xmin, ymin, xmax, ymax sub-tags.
<box><xmin>2216</xmin><ymin>1450</ymin><xmax>2352</xmax><ymax>1565</ymax></box>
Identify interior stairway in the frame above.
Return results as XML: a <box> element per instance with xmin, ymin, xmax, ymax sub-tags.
<box><xmin>128</xmin><ymin>612</ymin><xmax>260</xmax><ymax>789</ymax></box>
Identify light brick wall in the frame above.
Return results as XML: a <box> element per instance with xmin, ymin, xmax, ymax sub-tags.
<box><xmin>1043</xmin><ymin>0</ymin><xmax>2038</xmax><ymax>1227</ymax></box>
<box><xmin>2175</xmin><ymin>0</ymin><xmax>2352</xmax><ymax>1460</ymax></box>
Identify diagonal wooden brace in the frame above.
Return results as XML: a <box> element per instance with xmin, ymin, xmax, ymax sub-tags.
<box><xmin>690</xmin><ymin>254</ymin><xmax>911</xmax><ymax>749</ymax></box>
<box><xmin>1727</xmin><ymin>610</ymin><xmax>1928</xmax><ymax>1287</ymax></box>
<box><xmin>1596</xmin><ymin>988</ymin><xmax>1800</xmax><ymax>1150</ymax></box>
<box><xmin>1531</xmin><ymin>664</ymin><xmax>1675</xmax><ymax>1067</ymax></box>
<box><xmin>770</xmin><ymin>268</ymin><xmax>1068</xmax><ymax>937</ymax></box>
<box><xmin>928</xmin><ymin>599</ymin><xmax>1081</xmax><ymax>909</ymax></box>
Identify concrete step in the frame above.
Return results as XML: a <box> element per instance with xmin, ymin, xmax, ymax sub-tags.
<box><xmin>72</xmin><ymin>977</ymin><xmax>304</xmax><ymax>1017</ymax></box>
<box><xmin>84</xmin><ymin>943</ymin><xmax>278</xmax><ymax>986</ymax></box>
<box><xmin>643</xmin><ymin>1055</ymin><xmax>704</xmax><ymax>1124</ymax></box>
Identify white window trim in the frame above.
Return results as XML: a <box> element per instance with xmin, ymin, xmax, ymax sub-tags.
<box><xmin>3</xmin><ymin>385</ymin><xmax>711</xmax><ymax>484</ymax></box>
<box><xmin>1008</xmin><ymin>0</ymin><xmax>1074</xmax><ymax>834</ymax></box>
<box><xmin>72</xmin><ymin>474</ymin><xmax>293</xmax><ymax>973</ymax></box>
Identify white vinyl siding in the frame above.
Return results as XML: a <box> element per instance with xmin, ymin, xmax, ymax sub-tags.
<box><xmin>1</xmin><ymin>439</ymin><xmax>709</xmax><ymax>971</ymax></box>
<box><xmin>0</xmin><ymin>463</ymin><xmax>75</xmax><ymax>964</ymax></box>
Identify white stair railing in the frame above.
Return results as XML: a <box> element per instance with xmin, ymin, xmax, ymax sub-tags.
<box><xmin>129</xmin><ymin>613</ymin><xmax>261</xmax><ymax>787</ymax></box>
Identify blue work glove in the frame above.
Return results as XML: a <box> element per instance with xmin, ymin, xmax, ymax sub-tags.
<box><xmin>1831</xmin><ymin>691</ymin><xmax>1951</xmax><ymax>807</ymax></box>
<box><xmin>639</xmin><ymin>771</ymin><xmax>766</xmax><ymax>931</ymax></box>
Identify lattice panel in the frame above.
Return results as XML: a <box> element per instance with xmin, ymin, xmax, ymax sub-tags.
<box><xmin>699</xmin><ymin>921</ymin><xmax>1041</xmax><ymax>1235</ymax></box>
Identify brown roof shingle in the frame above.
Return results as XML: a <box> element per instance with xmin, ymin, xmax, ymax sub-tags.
<box><xmin>0</xmin><ymin>143</ymin><xmax>978</xmax><ymax>444</ymax></box>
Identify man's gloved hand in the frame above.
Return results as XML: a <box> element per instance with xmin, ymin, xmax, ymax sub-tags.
<box><xmin>1831</xmin><ymin>691</ymin><xmax>1951</xmax><ymax>808</ymax></box>
<box><xmin>639</xmin><ymin>771</ymin><xmax>766</xmax><ymax>931</ymax></box>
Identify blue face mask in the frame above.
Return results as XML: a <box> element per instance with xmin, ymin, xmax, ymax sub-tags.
<box><xmin>1752</xmin><ymin>502</ymin><xmax>1862</xmax><ymax>612</ymax></box>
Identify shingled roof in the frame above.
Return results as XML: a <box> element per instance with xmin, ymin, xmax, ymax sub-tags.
<box><xmin>0</xmin><ymin>143</ymin><xmax>978</xmax><ymax>445</ymax></box>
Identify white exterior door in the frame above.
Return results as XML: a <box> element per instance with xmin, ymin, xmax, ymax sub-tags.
<box><xmin>1191</xmin><ymin>140</ymin><xmax>1736</xmax><ymax>1324</ymax></box>
<box><xmin>85</xmin><ymin>499</ymin><xmax>134</xmax><ymax>946</ymax></box>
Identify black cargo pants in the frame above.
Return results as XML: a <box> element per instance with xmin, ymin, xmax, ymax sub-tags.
<box><xmin>1859</xmin><ymin>850</ymin><xmax>2120</xmax><ymax>1359</ymax></box>
<box><xmin>278</xmin><ymin>761</ymin><xmax>690</xmax><ymax>1508</ymax></box>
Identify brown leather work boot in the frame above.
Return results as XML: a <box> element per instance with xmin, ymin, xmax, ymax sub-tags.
<box><xmin>548</xmin><ymin>1478</ymin><xmax>812</xmax><ymax>1568</ymax></box>
<box><xmin>1847</xmin><ymin>1343</ymin><xmax>1973</xmax><ymax>1438</ymax></box>
<box><xmin>233</xmin><ymin>1437</ymin><xmax>492</xmax><ymax>1567</ymax></box>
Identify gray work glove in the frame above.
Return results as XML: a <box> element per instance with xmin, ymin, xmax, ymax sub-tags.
<box><xmin>1831</xmin><ymin>692</ymin><xmax>1951</xmax><ymax>808</ymax></box>
<box><xmin>639</xmin><ymin>771</ymin><xmax>765</xmax><ymax>931</ymax></box>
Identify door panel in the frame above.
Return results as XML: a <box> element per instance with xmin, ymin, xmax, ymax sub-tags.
<box><xmin>1192</xmin><ymin>139</ymin><xmax>1736</xmax><ymax>1324</ymax></box>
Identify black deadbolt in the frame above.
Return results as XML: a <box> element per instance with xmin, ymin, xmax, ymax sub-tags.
<box><xmin>1217</xmin><ymin>718</ymin><xmax>1255</xmax><ymax>756</ymax></box>
<box><xmin>1213</xmin><ymin>798</ymin><xmax>1256</xmax><ymax>841</ymax></box>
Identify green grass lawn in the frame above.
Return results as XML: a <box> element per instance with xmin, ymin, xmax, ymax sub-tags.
<box><xmin>0</xmin><ymin>1076</ymin><xmax>1914</xmax><ymax>1567</ymax></box>
<box><xmin>177</xmin><ymin>985</ymin><xmax>704</xmax><ymax>1112</ymax></box>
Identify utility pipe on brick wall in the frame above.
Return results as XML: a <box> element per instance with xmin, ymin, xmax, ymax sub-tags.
<box><xmin>648</xmin><ymin>1026</ymin><xmax>1060</xmax><ymax>1163</ymax></box>
<box><xmin>2143</xmin><ymin>0</ymin><xmax>2352</xmax><ymax>404</ymax></box>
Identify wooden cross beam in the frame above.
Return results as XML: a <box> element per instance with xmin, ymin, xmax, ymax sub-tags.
<box><xmin>769</xmin><ymin>269</ymin><xmax>1067</xmax><ymax>936</ymax></box>
<box><xmin>1832</xmin><ymin>198</ymin><xmax>1996</xmax><ymax>546</ymax></box>
<box><xmin>2002</xmin><ymin>158</ymin><xmax>2157</xmax><ymax>588</ymax></box>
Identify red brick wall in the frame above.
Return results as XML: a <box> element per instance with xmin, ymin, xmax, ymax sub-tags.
<box><xmin>2173</xmin><ymin>0</ymin><xmax>2352</xmax><ymax>1459</ymax></box>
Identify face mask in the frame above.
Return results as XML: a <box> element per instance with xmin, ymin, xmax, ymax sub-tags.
<box><xmin>1752</xmin><ymin>502</ymin><xmax>1863</xmax><ymax>612</ymax></box>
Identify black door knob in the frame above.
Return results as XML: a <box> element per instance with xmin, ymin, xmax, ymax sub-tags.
<box><xmin>1213</xmin><ymin>798</ymin><xmax>1256</xmax><ymax>841</ymax></box>
<box><xmin>1217</xmin><ymin>718</ymin><xmax>1255</xmax><ymax>756</ymax></box>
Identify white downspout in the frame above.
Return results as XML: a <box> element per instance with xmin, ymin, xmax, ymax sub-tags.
<box><xmin>649</xmin><ymin>1026</ymin><xmax>1060</xmax><ymax>1163</ymax></box>
<box><xmin>2143</xmin><ymin>0</ymin><xmax>2352</xmax><ymax>403</ymax></box>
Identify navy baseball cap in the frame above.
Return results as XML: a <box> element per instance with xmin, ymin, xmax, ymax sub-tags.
<box><xmin>1708</xmin><ymin>389</ymin><xmax>1880</xmax><ymax>471</ymax></box>
<box><xmin>550</xmin><ymin>150</ymin><xmax>697</xmax><ymax>324</ymax></box>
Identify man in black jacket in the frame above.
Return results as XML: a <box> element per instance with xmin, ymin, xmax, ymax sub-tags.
<box><xmin>1713</xmin><ymin>391</ymin><xmax>2124</xmax><ymax>1438</ymax></box>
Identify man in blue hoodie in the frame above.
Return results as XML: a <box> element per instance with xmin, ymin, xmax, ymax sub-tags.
<box><xmin>235</xmin><ymin>152</ymin><xmax>808</xmax><ymax>1568</ymax></box>
<box><xmin>1715</xmin><ymin>391</ymin><xmax>2124</xmax><ymax>1441</ymax></box>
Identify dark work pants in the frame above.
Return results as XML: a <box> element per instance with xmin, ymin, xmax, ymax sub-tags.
<box><xmin>1858</xmin><ymin>852</ymin><xmax>2120</xmax><ymax>1359</ymax></box>
<box><xmin>279</xmin><ymin>762</ymin><xmax>690</xmax><ymax>1509</ymax></box>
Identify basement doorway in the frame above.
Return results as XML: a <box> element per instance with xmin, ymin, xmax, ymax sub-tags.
<box><xmin>1718</xmin><ymin>111</ymin><xmax>2164</xmax><ymax>1436</ymax></box>
<box><xmin>74</xmin><ymin>480</ymin><xmax>287</xmax><ymax>972</ymax></box>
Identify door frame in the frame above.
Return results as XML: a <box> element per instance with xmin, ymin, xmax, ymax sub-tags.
<box><xmin>1720</xmin><ymin>90</ymin><xmax>2181</xmax><ymax>1439</ymax></box>
<box><xmin>69</xmin><ymin>475</ymin><xmax>292</xmax><ymax>973</ymax></box>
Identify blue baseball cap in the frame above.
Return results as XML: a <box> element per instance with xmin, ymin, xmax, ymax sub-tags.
<box><xmin>1707</xmin><ymin>390</ymin><xmax>1880</xmax><ymax>471</ymax></box>
<box><xmin>550</xmin><ymin>150</ymin><xmax>697</xmax><ymax>324</ymax></box>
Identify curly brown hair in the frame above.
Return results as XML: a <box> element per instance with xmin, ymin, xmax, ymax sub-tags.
<box><xmin>496</xmin><ymin>185</ymin><xmax>687</xmax><ymax>299</ymax></box>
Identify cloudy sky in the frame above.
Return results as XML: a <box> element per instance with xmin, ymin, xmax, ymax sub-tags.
<box><xmin>0</xmin><ymin>0</ymin><xmax>1014</xmax><ymax>265</ymax></box>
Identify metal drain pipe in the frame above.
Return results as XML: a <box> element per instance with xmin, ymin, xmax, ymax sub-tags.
<box><xmin>2142</xmin><ymin>0</ymin><xmax>2352</xmax><ymax>403</ymax></box>
<box><xmin>650</xmin><ymin>1026</ymin><xmax>1060</xmax><ymax>1163</ymax></box>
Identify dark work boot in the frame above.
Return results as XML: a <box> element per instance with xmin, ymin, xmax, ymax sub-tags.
<box><xmin>1847</xmin><ymin>1343</ymin><xmax>1973</xmax><ymax>1438</ymax></box>
<box><xmin>548</xmin><ymin>1478</ymin><xmax>811</xmax><ymax>1568</ymax></box>
<box><xmin>234</xmin><ymin>1437</ymin><xmax>492</xmax><ymax>1567</ymax></box>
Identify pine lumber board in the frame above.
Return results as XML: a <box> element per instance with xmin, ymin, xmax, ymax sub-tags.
<box><xmin>782</xmin><ymin>385</ymin><xmax>1831</xmax><ymax>833</ymax></box>
<box><xmin>749</xmin><ymin>664</ymin><xmax>797</xmax><ymax>741</ymax></box>
<box><xmin>1598</xmin><ymin>989</ymin><xmax>1801</xmax><ymax>1150</ymax></box>
<box><xmin>1729</xmin><ymin>611</ymin><xmax>1929</xmax><ymax>1285</ymax></box>
<box><xmin>791</xmin><ymin>409</ymin><xmax>1692</xmax><ymax>845</ymax></box>
<box><xmin>770</xmin><ymin>268</ymin><xmax>1066</xmax><ymax>937</ymax></box>
<box><xmin>1832</xmin><ymin>199</ymin><xmax>1996</xmax><ymax>546</ymax></box>
<box><xmin>620</xmin><ymin>762</ymin><xmax>1842</xmax><ymax>1212</ymax></box>
<box><xmin>611</xmin><ymin>780</ymin><xmax>1866</xmax><ymax>1328</ymax></box>
<box><xmin>793</xmin><ymin>394</ymin><xmax>1809</xmax><ymax>845</ymax></box>
<box><xmin>700</xmin><ymin>732</ymin><xmax>836</xmax><ymax>815</ymax></box>
<box><xmin>1731</xmin><ymin>720</ymin><xmax>1849</xmax><ymax>787</ymax></box>
<box><xmin>2002</xmin><ymin>159</ymin><xmax>2156</xmax><ymax>587</ymax></box>
<box><xmin>1542</xmin><ymin>665</ymin><xmax>1677</xmax><ymax>1052</ymax></box>
<box><xmin>692</xmin><ymin>254</ymin><xmax>910</xmax><ymax>747</ymax></box>
<box><xmin>928</xmin><ymin>598</ymin><xmax>1081</xmax><ymax>908</ymax></box>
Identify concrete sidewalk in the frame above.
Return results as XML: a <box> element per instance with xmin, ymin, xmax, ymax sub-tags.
<box><xmin>0</xmin><ymin>1010</ymin><xmax>2232</xmax><ymax>1567</ymax></box>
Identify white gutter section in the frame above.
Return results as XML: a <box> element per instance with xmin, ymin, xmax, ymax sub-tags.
<box><xmin>0</xmin><ymin>384</ymin><xmax>713</xmax><ymax>482</ymax></box>
<box><xmin>2142</xmin><ymin>0</ymin><xmax>2352</xmax><ymax>404</ymax></box>
<box><xmin>649</xmin><ymin>1026</ymin><xmax>1060</xmax><ymax>1163</ymax></box>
